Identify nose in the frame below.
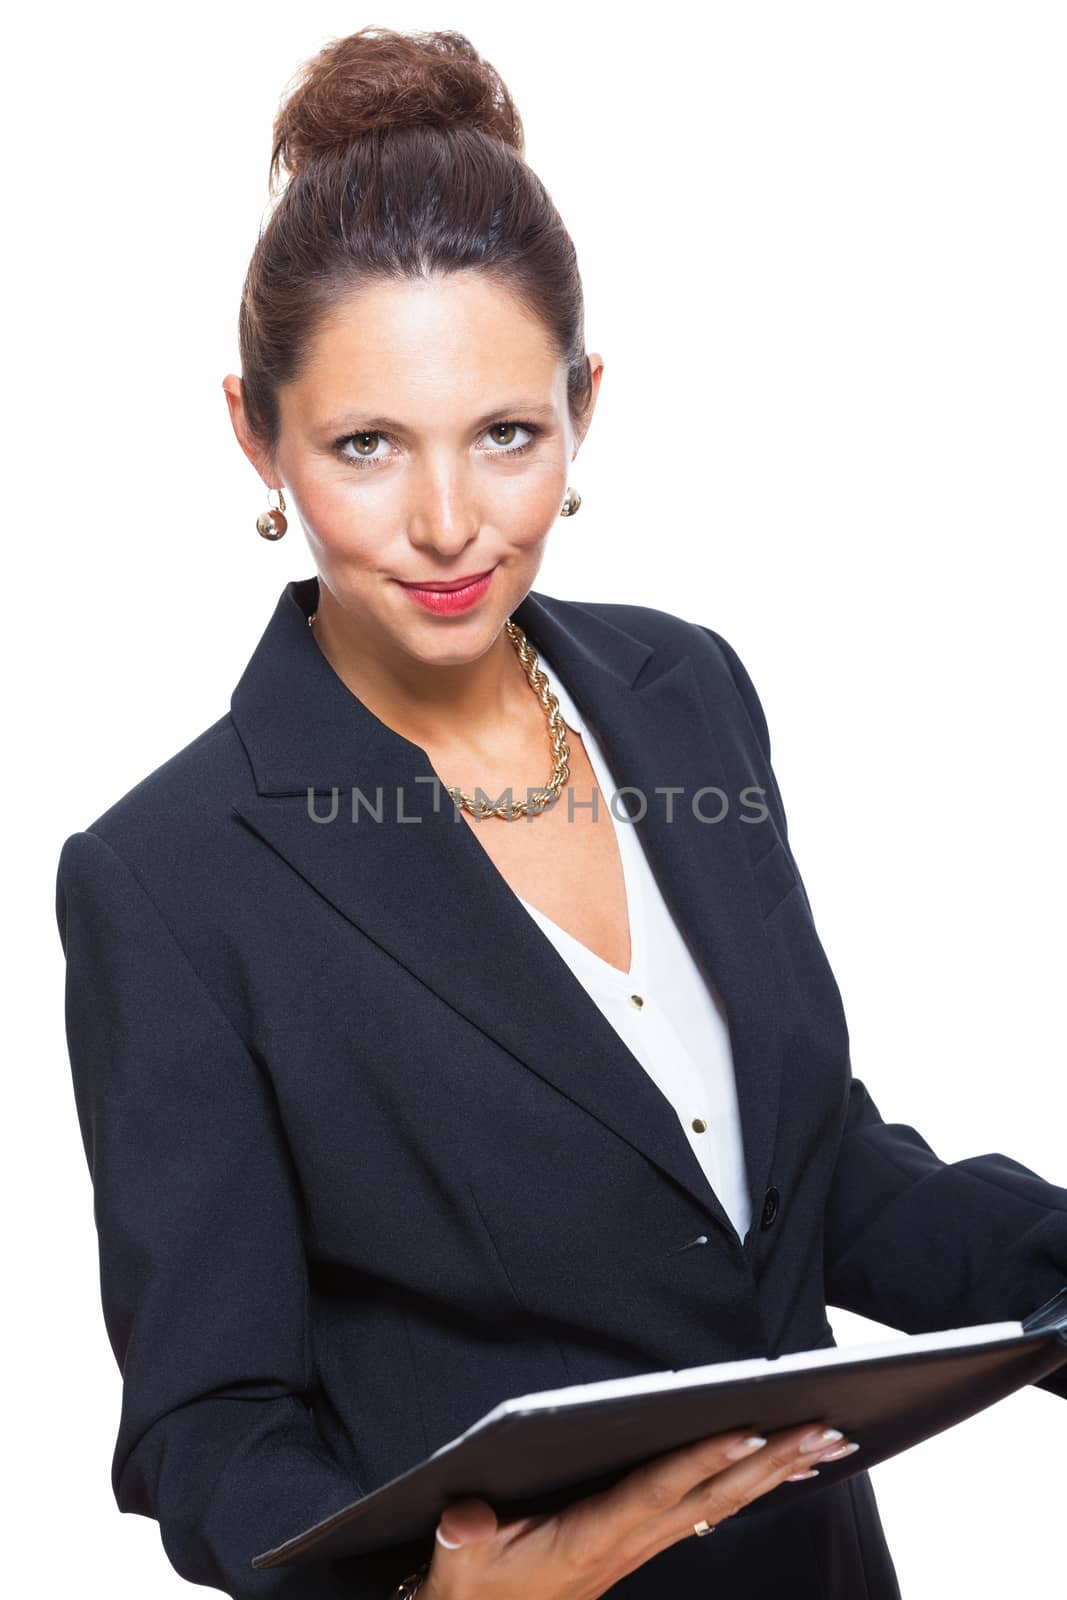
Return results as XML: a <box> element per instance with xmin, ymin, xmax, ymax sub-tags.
<box><xmin>406</xmin><ymin>456</ymin><xmax>481</xmax><ymax>559</ymax></box>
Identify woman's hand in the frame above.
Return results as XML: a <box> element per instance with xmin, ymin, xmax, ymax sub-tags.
<box><xmin>420</xmin><ymin>1419</ymin><xmax>859</xmax><ymax>1599</ymax></box>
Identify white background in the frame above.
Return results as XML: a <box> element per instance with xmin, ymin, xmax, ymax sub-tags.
<box><xmin>9</xmin><ymin>2</ymin><xmax>1065</xmax><ymax>1595</ymax></box>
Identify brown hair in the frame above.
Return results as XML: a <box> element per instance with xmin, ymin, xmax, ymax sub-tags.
<box><xmin>238</xmin><ymin>26</ymin><xmax>593</xmax><ymax>464</ymax></box>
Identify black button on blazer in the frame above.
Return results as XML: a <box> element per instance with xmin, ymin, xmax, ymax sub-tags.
<box><xmin>55</xmin><ymin>576</ymin><xmax>1067</xmax><ymax>1598</ymax></box>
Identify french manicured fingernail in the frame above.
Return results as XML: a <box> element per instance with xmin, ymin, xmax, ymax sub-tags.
<box><xmin>800</xmin><ymin>1427</ymin><xmax>844</xmax><ymax>1453</ymax></box>
<box><xmin>787</xmin><ymin>1469</ymin><xmax>820</xmax><ymax>1481</ymax></box>
<box><xmin>726</xmin><ymin>1434</ymin><xmax>768</xmax><ymax>1459</ymax></box>
<box><xmin>818</xmin><ymin>1441</ymin><xmax>861</xmax><ymax>1462</ymax></box>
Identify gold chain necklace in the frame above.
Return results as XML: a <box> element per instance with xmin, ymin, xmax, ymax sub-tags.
<box><xmin>307</xmin><ymin>609</ymin><xmax>571</xmax><ymax>819</ymax></box>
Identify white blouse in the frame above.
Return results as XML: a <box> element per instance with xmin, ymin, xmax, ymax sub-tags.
<box><xmin>512</xmin><ymin>648</ymin><xmax>752</xmax><ymax>1244</ymax></box>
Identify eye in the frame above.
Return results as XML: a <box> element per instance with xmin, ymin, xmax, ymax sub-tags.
<box><xmin>337</xmin><ymin>431</ymin><xmax>392</xmax><ymax>466</ymax></box>
<box><xmin>482</xmin><ymin>422</ymin><xmax>536</xmax><ymax>453</ymax></box>
<box><xmin>332</xmin><ymin>420</ymin><xmax>543</xmax><ymax>471</ymax></box>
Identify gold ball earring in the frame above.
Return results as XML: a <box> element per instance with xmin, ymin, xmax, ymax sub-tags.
<box><xmin>560</xmin><ymin>487</ymin><xmax>581</xmax><ymax>517</ymax></box>
<box><xmin>256</xmin><ymin>487</ymin><xmax>287</xmax><ymax>540</ymax></box>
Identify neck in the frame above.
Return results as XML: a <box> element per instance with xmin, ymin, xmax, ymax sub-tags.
<box><xmin>310</xmin><ymin>606</ymin><xmax>532</xmax><ymax>749</ymax></box>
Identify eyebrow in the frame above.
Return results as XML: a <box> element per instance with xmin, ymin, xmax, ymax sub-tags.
<box><xmin>318</xmin><ymin>400</ymin><xmax>558</xmax><ymax>437</ymax></box>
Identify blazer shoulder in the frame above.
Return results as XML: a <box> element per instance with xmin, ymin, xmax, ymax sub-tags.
<box><xmin>559</xmin><ymin>595</ymin><xmax>704</xmax><ymax>649</ymax></box>
<box><xmin>567</xmin><ymin>596</ymin><xmax>747</xmax><ymax>666</ymax></box>
<box><xmin>568</xmin><ymin>597</ymin><xmax>770</xmax><ymax>756</ymax></box>
<box><xmin>57</xmin><ymin>710</ymin><xmax>253</xmax><ymax>883</ymax></box>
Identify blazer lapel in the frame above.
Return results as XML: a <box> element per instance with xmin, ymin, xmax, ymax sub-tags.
<box><xmin>230</xmin><ymin>578</ymin><xmax>783</xmax><ymax>1248</ymax></box>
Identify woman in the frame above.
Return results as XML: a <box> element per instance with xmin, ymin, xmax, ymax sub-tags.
<box><xmin>55</xmin><ymin>26</ymin><xmax>1067</xmax><ymax>1600</ymax></box>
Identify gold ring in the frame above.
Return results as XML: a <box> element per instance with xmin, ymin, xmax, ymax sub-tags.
<box><xmin>693</xmin><ymin>1519</ymin><xmax>717</xmax><ymax>1537</ymax></box>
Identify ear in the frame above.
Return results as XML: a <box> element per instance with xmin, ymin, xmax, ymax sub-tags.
<box><xmin>572</xmin><ymin>352</ymin><xmax>605</xmax><ymax>457</ymax></box>
<box><xmin>221</xmin><ymin>375</ymin><xmax>282</xmax><ymax>489</ymax></box>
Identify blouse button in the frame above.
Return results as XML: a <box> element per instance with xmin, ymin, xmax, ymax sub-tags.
<box><xmin>691</xmin><ymin>1117</ymin><xmax>708</xmax><ymax>1133</ymax></box>
<box><xmin>629</xmin><ymin>993</ymin><xmax>644</xmax><ymax>1009</ymax></box>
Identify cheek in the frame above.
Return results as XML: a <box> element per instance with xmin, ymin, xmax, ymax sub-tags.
<box><xmin>285</xmin><ymin>469</ymin><xmax>385</xmax><ymax>559</ymax></box>
<box><xmin>486</xmin><ymin>459</ymin><xmax>569</xmax><ymax>538</ymax></box>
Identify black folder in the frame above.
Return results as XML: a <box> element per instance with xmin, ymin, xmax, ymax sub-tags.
<box><xmin>252</xmin><ymin>1286</ymin><xmax>1067</xmax><ymax>1570</ymax></box>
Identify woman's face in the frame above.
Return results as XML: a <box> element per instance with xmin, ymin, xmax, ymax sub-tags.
<box><xmin>226</xmin><ymin>272</ymin><xmax>602</xmax><ymax>673</ymax></box>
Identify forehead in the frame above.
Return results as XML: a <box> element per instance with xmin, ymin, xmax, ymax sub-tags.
<box><xmin>289</xmin><ymin>272</ymin><xmax>562</xmax><ymax>419</ymax></box>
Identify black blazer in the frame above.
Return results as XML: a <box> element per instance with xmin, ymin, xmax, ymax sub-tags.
<box><xmin>56</xmin><ymin>575</ymin><xmax>1067</xmax><ymax>1599</ymax></box>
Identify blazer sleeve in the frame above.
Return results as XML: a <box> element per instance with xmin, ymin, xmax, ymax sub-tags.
<box><xmin>702</xmin><ymin>625</ymin><xmax>1067</xmax><ymax>1404</ymax></box>
<box><xmin>54</xmin><ymin>828</ymin><xmax>410</xmax><ymax>1597</ymax></box>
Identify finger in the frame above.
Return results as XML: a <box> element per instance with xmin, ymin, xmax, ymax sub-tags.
<box><xmin>435</xmin><ymin>1496</ymin><xmax>500</xmax><ymax>1552</ymax></box>
<box><xmin>555</xmin><ymin>1431</ymin><xmax>773</xmax><ymax>1582</ymax></box>
<box><xmin>659</xmin><ymin>1427</ymin><xmax>848</xmax><ymax>1548</ymax></box>
<box><xmin>577</xmin><ymin>1428</ymin><xmax>770</xmax><ymax>1550</ymax></box>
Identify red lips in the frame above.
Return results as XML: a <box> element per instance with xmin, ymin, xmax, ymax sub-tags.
<box><xmin>398</xmin><ymin>567</ymin><xmax>497</xmax><ymax>614</ymax></box>
<box><xmin>397</xmin><ymin>568</ymin><xmax>496</xmax><ymax>591</ymax></box>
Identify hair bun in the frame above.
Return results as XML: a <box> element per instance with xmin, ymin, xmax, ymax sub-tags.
<box><xmin>270</xmin><ymin>26</ymin><xmax>524</xmax><ymax>191</ymax></box>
